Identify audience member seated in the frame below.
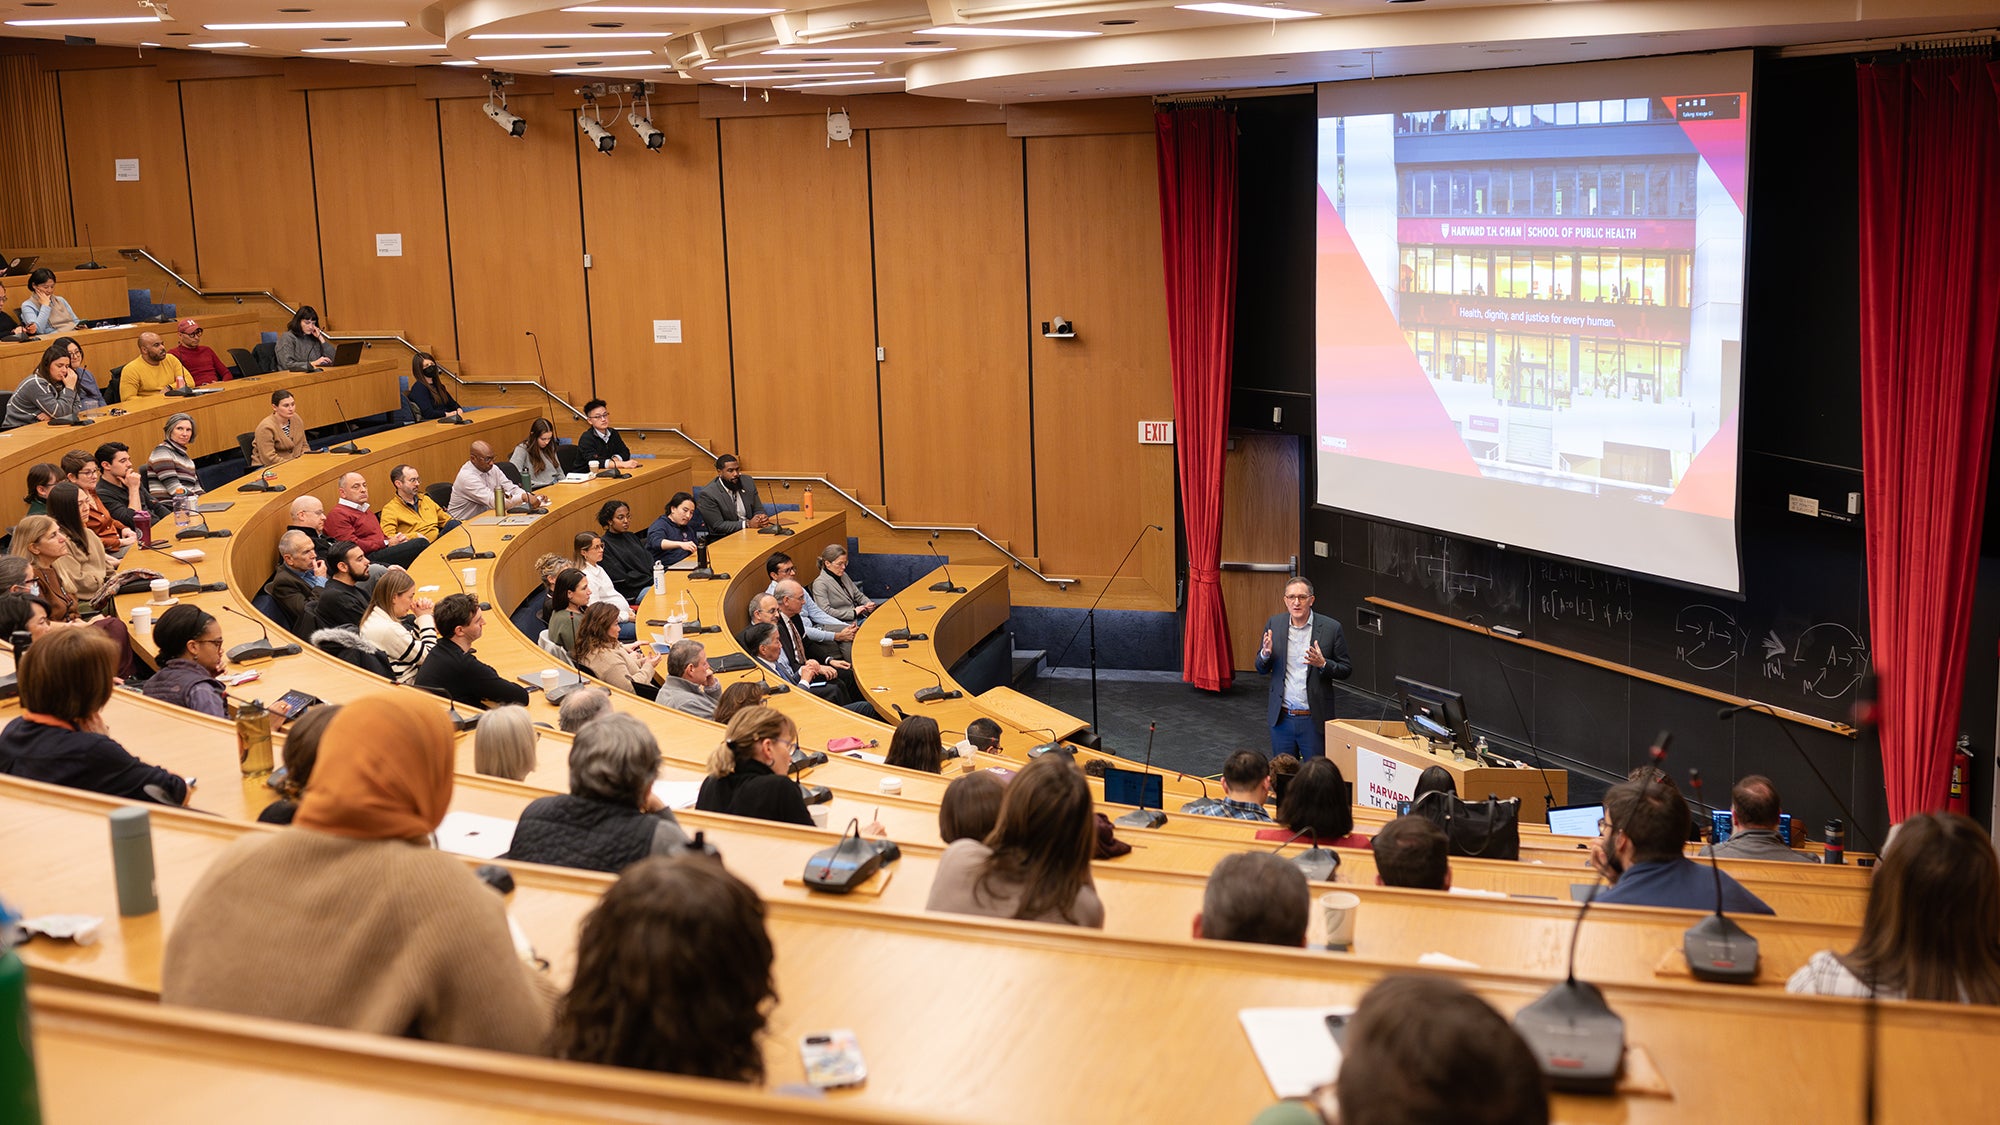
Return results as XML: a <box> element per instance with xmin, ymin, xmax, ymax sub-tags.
<box><xmin>473</xmin><ymin>705</ymin><xmax>537</xmax><ymax>782</ymax></box>
<box><xmin>504</xmin><ymin>713</ymin><xmax>691</xmax><ymax>873</ymax></box>
<box><xmin>53</xmin><ymin>337</ymin><xmax>104</xmax><ymax>410</ymax></box>
<box><xmin>251</xmin><ymin>389</ymin><xmax>309</xmax><ymax>467</ymax></box>
<box><xmin>544</xmin><ymin>569</ymin><xmax>589</xmax><ymax>655</ymax></box>
<box><xmin>551</xmin><ymin>855</ymin><xmax>775</xmax><ymax>1082</ymax></box>
<box><xmin>274</xmin><ymin>305</ymin><xmax>335</xmax><ymax>371</ymax></box>
<box><xmin>573</xmin><ymin>603</ymin><xmax>660</xmax><ymax>700</ymax></box>
<box><xmin>95</xmin><ymin>441</ymin><xmax>169</xmax><ymax>527</ymax></box>
<box><xmin>1254</xmin><ymin>975</ymin><xmax>1548</xmax><ymax>1125</ymax></box>
<box><xmin>885</xmin><ymin>714</ymin><xmax>946</xmax><ymax>774</ymax></box>
<box><xmin>558</xmin><ymin>685</ymin><xmax>614</xmax><ymax>734</ymax></box>
<box><xmin>1410</xmin><ymin>764</ymin><xmax>1457</xmax><ymax>805</ymax></box>
<box><xmin>1181</xmin><ymin>748</ymin><xmax>1275</xmax><ymax>822</ymax></box>
<box><xmin>311</xmin><ymin>541</ymin><xmax>372</xmax><ymax>633</ymax></box>
<box><xmin>656</xmin><ymin>640</ymin><xmax>721</xmax><ymax>718</ymax></box>
<box><xmin>695</xmin><ymin>452</ymin><xmax>769</xmax><ymax>534</ymax></box>
<box><xmin>325</xmin><ymin>471</ymin><xmax>427</xmax><ymax>569</ymax></box>
<box><xmin>285</xmin><ymin>493</ymin><xmax>333</xmax><ymax>559</ymax></box>
<box><xmin>927</xmin><ymin>753</ymin><xmax>1103</xmax><ymax>928</ymax></box>
<box><xmin>359</xmin><ymin>569</ymin><xmax>437</xmax><ymax>685</ymax></box>
<box><xmin>647</xmin><ymin>490</ymin><xmax>704</xmax><ymax>567</ymax></box>
<box><xmin>1699</xmin><ymin>774</ymin><xmax>1815</xmax><ymax>863</ymax></box>
<box><xmin>711</xmin><ymin>681</ymin><xmax>768</xmax><ymax>726</ymax></box>
<box><xmin>47</xmin><ymin>482</ymin><xmax>118</xmax><ymax>605</ymax></box>
<box><xmin>509</xmin><ymin>417</ymin><xmax>563</xmax><ymax>489</ymax></box>
<box><xmin>939</xmin><ymin>770</ymin><xmax>1006</xmax><ymax>844</ymax></box>
<box><xmin>696</xmin><ymin>706</ymin><xmax>812</xmax><ymax>826</ymax></box>
<box><xmin>10</xmin><ymin>515</ymin><xmax>138</xmax><ymax>678</ymax></box>
<box><xmin>5</xmin><ymin>341</ymin><xmax>82</xmax><ymax>427</ymax></box>
<box><xmin>810</xmin><ymin>543</ymin><xmax>877</xmax><ymax>623</ymax></box>
<box><xmin>62</xmin><ymin>450</ymin><xmax>133</xmax><ymax>555</ymax></box>
<box><xmin>743</xmin><ymin>619</ymin><xmax>869</xmax><ymax>713</ymax></box>
<box><xmin>1193</xmin><ymin>852</ymin><xmax>1308</xmax><ymax>947</ymax></box>
<box><xmin>951</xmin><ymin>716</ymin><xmax>1003</xmax><ymax>760</ymax></box>
<box><xmin>1593</xmin><ymin>768</ymin><xmax>1773</xmax><ymax>914</ymax></box>
<box><xmin>265</xmin><ymin>530</ymin><xmax>325</xmax><ymax>633</ymax></box>
<box><xmin>771</xmin><ymin>579</ymin><xmax>861</xmax><ymax>701</ymax></box>
<box><xmin>573</xmin><ymin>532</ymin><xmax>634</xmax><ymax>618</ymax></box>
<box><xmin>170</xmin><ymin>318</ymin><xmax>231</xmax><ymax>385</ymax></box>
<box><xmin>1787</xmin><ymin>811</ymin><xmax>2000</xmax><ymax>1002</ymax></box>
<box><xmin>22</xmin><ymin>461</ymin><xmax>57</xmax><ymax>514</ymax></box>
<box><xmin>141</xmin><ymin>604</ymin><xmax>228</xmax><ymax>718</ymax></box>
<box><xmin>596</xmin><ymin>501</ymin><xmax>653</xmax><ymax>603</ymax></box>
<box><xmin>450</xmin><ymin>440</ymin><xmax>546</xmax><ymax>520</ymax></box>
<box><xmin>1270</xmin><ymin>758</ymin><xmax>1369</xmax><ymax>849</ymax></box>
<box><xmin>0</xmin><ymin>592</ymin><xmax>52</xmax><ymax>648</ymax></box>
<box><xmin>408</xmin><ymin>353</ymin><xmax>463</xmax><ymax>421</ymax></box>
<box><xmin>0</xmin><ymin>627</ymin><xmax>187</xmax><ymax>803</ymax></box>
<box><xmin>1372</xmin><ymin>815</ymin><xmax>1452</xmax><ymax>891</ymax></box>
<box><xmin>574</xmin><ymin>399</ymin><xmax>639</xmax><ymax>470</ymax></box>
<box><xmin>123</xmin><ymin>332</ymin><xmax>195</xmax><ymax>397</ymax></box>
<box><xmin>379</xmin><ymin>463</ymin><xmax>457</xmax><ymax>546</ymax></box>
<box><xmin>18</xmin><ymin>268</ymin><xmax>78</xmax><ymax>334</ymax></box>
<box><xmin>258</xmin><ymin>704</ymin><xmax>337</xmax><ymax>825</ymax></box>
<box><xmin>0</xmin><ymin>277</ymin><xmax>27</xmax><ymax>341</ymax></box>
<box><xmin>416</xmin><ymin>594</ymin><xmax>531</xmax><ymax>708</ymax></box>
<box><xmin>160</xmin><ymin>694</ymin><xmax>554</xmax><ymax>1052</ymax></box>
<box><xmin>145</xmin><ymin>413</ymin><xmax>202</xmax><ymax>504</ymax></box>
<box><xmin>767</xmin><ymin>554</ymin><xmax>858</xmax><ymax>659</ymax></box>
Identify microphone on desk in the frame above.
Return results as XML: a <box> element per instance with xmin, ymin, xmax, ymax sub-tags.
<box><xmin>238</xmin><ymin>466</ymin><xmax>285</xmax><ymax>493</ymax></box>
<box><xmin>1178</xmin><ymin>769</ymin><xmax>1212</xmax><ymax>802</ymax></box>
<box><xmin>417</xmin><ymin>684</ymin><xmax>483</xmax><ymax>732</ymax></box>
<box><xmin>77</xmin><ymin>225</ymin><xmax>104</xmax><ymax>271</ymax></box>
<box><xmin>159</xmin><ymin>551</ymin><xmax>227</xmax><ymax>596</ymax></box>
<box><xmin>687</xmin><ymin>534</ymin><xmax>728</xmax><ymax>581</ymax></box>
<box><xmin>216</xmin><ymin>604</ymin><xmax>302</xmax><ymax>663</ymax></box>
<box><xmin>1510</xmin><ymin>739</ymin><xmax>1665</xmax><ymax>1094</ymax></box>
<box><xmin>758</xmin><ymin>507</ymin><xmax>794</xmax><ymax>536</ymax></box>
<box><xmin>448</xmin><ymin>559</ymin><xmax>491</xmax><ymax>612</ymax></box>
<box><xmin>525</xmin><ymin>330</ymin><xmax>549</xmax><ymax>389</ymax></box>
<box><xmin>174</xmin><ymin>510</ymin><xmax>231</xmax><ymax>541</ymax></box>
<box><xmin>1682</xmin><ymin>768</ymin><xmax>1759</xmax><ymax>984</ymax></box>
<box><xmin>902</xmin><ymin>658</ymin><xmax>962</xmax><ymax>704</ymax></box>
<box><xmin>786</xmin><ymin>740</ymin><xmax>830</xmax><ymax>805</ymax></box>
<box><xmin>445</xmin><ymin>521</ymin><xmax>495</xmax><ymax>562</ymax></box>
<box><xmin>1021</xmin><ymin>726</ymin><xmax>1071</xmax><ymax>759</ymax></box>
<box><xmin>882</xmin><ymin>588</ymin><xmax>926</xmax><ymax>643</ymax></box>
<box><xmin>926</xmin><ymin>534</ymin><xmax>965</xmax><ymax>593</ymax></box>
<box><xmin>1270</xmin><ymin>826</ymin><xmax>1338</xmax><ymax>882</ymax></box>
<box><xmin>753</xmin><ymin>656</ymin><xmax>792</xmax><ymax>695</ymax></box>
<box><xmin>1112</xmin><ymin>722</ymin><xmax>1166</xmax><ymax>829</ymax></box>
<box><xmin>327</xmin><ymin>397</ymin><xmax>370</xmax><ymax>455</ymax></box>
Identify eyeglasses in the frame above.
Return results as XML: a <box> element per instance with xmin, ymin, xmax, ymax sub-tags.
<box><xmin>193</xmin><ymin>635</ymin><xmax>225</xmax><ymax>648</ymax></box>
<box><xmin>183</xmin><ymin>328</ymin><xmax>203</xmax><ymax>336</ymax></box>
<box><xmin>587</xmin><ymin>412</ymin><xmax>609</xmax><ymax>422</ymax></box>
<box><xmin>1283</xmin><ymin>594</ymin><xmax>1312</xmax><ymax>602</ymax></box>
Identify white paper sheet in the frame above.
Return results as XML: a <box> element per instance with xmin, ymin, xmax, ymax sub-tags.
<box><xmin>651</xmin><ymin>780</ymin><xmax>703</xmax><ymax>810</ymax></box>
<box><xmin>433</xmin><ymin>811</ymin><xmax>517</xmax><ymax>859</ymax></box>
<box><xmin>1238</xmin><ymin>1006</ymin><xmax>1350</xmax><ymax>1098</ymax></box>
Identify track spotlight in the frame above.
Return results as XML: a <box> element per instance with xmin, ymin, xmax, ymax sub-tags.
<box><xmin>579</xmin><ymin>113</ymin><xmax>615</xmax><ymax>154</ymax></box>
<box><xmin>484</xmin><ymin>100</ymin><xmax>526</xmax><ymax>137</ymax></box>
<box><xmin>628</xmin><ymin>111</ymin><xmax>665</xmax><ymax>151</ymax></box>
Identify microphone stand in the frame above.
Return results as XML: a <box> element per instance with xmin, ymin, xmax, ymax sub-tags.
<box><xmin>328</xmin><ymin>397</ymin><xmax>370</xmax><ymax>455</ymax></box>
<box><xmin>1054</xmin><ymin>523</ymin><xmax>1160</xmax><ymax>746</ymax></box>
<box><xmin>925</xmin><ymin>535</ymin><xmax>964</xmax><ymax>593</ymax></box>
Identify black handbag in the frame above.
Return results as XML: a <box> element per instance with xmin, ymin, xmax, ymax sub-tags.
<box><xmin>1409</xmin><ymin>790</ymin><xmax>1522</xmax><ymax>861</ymax></box>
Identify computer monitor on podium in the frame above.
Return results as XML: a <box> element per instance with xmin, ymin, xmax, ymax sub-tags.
<box><xmin>1395</xmin><ymin>675</ymin><xmax>1472</xmax><ymax>756</ymax></box>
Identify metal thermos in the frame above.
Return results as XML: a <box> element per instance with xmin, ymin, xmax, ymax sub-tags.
<box><xmin>236</xmin><ymin>698</ymin><xmax>274</xmax><ymax>777</ymax></box>
<box><xmin>109</xmin><ymin>806</ymin><xmax>159</xmax><ymax>916</ymax></box>
<box><xmin>1824</xmin><ymin>818</ymin><xmax>1846</xmax><ymax>865</ymax></box>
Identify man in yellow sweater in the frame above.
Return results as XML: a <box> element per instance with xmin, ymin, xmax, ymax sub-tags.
<box><xmin>121</xmin><ymin>331</ymin><xmax>195</xmax><ymax>397</ymax></box>
<box><xmin>379</xmin><ymin>462</ymin><xmax>458</xmax><ymax>543</ymax></box>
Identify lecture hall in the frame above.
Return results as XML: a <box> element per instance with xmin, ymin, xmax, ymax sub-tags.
<box><xmin>2</xmin><ymin>1</ymin><xmax>1998</xmax><ymax>1122</ymax></box>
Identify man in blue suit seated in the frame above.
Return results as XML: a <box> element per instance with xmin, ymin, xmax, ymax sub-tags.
<box><xmin>1254</xmin><ymin>577</ymin><xmax>1350</xmax><ymax>759</ymax></box>
<box><xmin>742</xmin><ymin>618</ymin><xmax>873</xmax><ymax>714</ymax></box>
<box><xmin>1593</xmin><ymin>768</ymin><xmax>1773</xmax><ymax>914</ymax></box>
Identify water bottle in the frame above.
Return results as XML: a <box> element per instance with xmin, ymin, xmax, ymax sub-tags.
<box><xmin>802</xmin><ymin>484</ymin><xmax>814</xmax><ymax>520</ymax></box>
<box><xmin>1474</xmin><ymin>735</ymin><xmax>1490</xmax><ymax>763</ymax></box>
<box><xmin>236</xmin><ymin>698</ymin><xmax>274</xmax><ymax>777</ymax></box>
<box><xmin>109</xmin><ymin>806</ymin><xmax>159</xmax><ymax>916</ymax></box>
<box><xmin>652</xmin><ymin>561</ymin><xmax>666</xmax><ymax>597</ymax></box>
<box><xmin>132</xmin><ymin>506</ymin><xmax>152</xmax><ymax>548</ymax></box>
<box><xmin>1823</xmin><ymin>818</ymin><xmax>1846</xmax><ymax>865</ymax></box>
<box><xmin>0</xmin><ymin>897</ymin><xmax>42</xmax><ymax>1125</ymax></box>
<box><xmin>172</xmin><ymin>488</ymin><xmax>191</xmax><ymax>530</ymax></box>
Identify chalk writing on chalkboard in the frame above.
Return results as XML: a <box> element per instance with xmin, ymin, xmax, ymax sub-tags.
<box><xmin>1674</xmin><ymin>605</ymin><xmax>1745</xmax><ymax>671</ymax></box>
<box><xmin>1792</xmin><ymin>623</ymin><xmax>1871</xmax><ymax>700</ymax></box>
<box><xmin>1415</xmin><ymin>549</ymin><xmax>1492</xmax><ymax>599</ymax></box>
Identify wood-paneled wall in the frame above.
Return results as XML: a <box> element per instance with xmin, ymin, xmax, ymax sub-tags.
<box><xmin>3</xmin><ymin>54</ymin><xmax>1176</xmax><ymax>607</ymax></box>
<box><xmin>0</xmin><ymin>55</ymin><xmax>72</xmax><ymax>248</ymax></box>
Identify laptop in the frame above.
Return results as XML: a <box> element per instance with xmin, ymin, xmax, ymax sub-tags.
<box><xmin>2</xmin><ymin>255</ymin><xmax>36</xmax><ymax>276</ymax></box>
<box><xmin>192</xmin><ymin>500</ymin><xmax>235</xmax><ymax>514</ymax></box>
<box><xmin>1546</xmin><ymin>802</ymin><xmax>1605</xmax><ymax>838</ymax></box>
<box><xmin>331</xmin><ymin>341</ymin><xmax>365</xmax><ymax>366</ymax></box>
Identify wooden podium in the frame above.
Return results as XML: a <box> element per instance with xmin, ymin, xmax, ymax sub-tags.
<box><xmin>1326</xmin><ymin>719</ymin><xmax>1568</xmax><ymax>825</ymax></box>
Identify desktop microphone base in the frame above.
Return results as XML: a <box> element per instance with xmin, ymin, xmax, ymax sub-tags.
<box><xmin>1683</xmin><ymin>915</ymin><xmax>1760</xmax><ymax>984</ymax></box>
<box><xmin>1028</xmin><ymin>742</ymin><xmax>1073</xmax><ymax>759</ymax></box>
<box><xmin>238</xmin><ymin>482</ymin><xmax>286</xmax><ymax>493</ymax></box>
<box><xmin>227</xmin><ymin>641</ymin><xmax>303</xmax><ymax>663</ymax></box>
<box><xmin>329</xmin><ymin>444</ymin><xmax>371</xmax><ymax>455</ymax></box>
<box><xmin>1113</xmin><ymin>807</ymin><xmax>1167</xmax><ymax>830</ymax></box>
<box><xmin>912</xmin><ymin>686</ymin><xmax>963</xmax><ymax>704</ymax></box>
<box><xmin>758</xmin><ymin>525</ymin><xmax>795</xmax><ymax>536</ymax></box>
<box><xmin>928</xmin><ymin>581</ymin><xmax>966</xmax><ymax>593</ymax></box>
<box><xmin>1513</xmin><ymin>980</ymin><xmax>1626</xmax><ymax>1094</ymax></box>
<box><xmin>177</xmin><ymin>529</ymin><xmax>232</xmax><ymax>540</ymax></box>
<box><xmin>883</xmin><ymin>629</ymin><xmax>928</xmax><ymax>642</ymax></box>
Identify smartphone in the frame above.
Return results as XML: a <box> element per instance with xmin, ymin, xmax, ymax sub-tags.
<box><xmin>800</xmin><ymin>1029</ymin><xmax>867</xmax><ymax>1089</ymax></box>
<box><xmin>1779</xmin><ymin>813</ymin><xmax>1793</xmax><ymax>846</ymax></box>
<box><xmin>1710</xmin><ymin>810</ymin><xmax>1733</xmax><ymax>843</ymax></box>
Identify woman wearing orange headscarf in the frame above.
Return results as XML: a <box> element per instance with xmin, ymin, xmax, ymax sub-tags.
<box><xmin>162</xmin><ymin>694</ymin><xmax>553</xmax><ymax>1051</ymax></box>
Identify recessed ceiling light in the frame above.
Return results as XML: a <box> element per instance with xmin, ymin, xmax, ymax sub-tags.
<box><xmin>472</xmin><ymin>50</ymin><xmax>653</xmax><ymax>61</ymax></box>
<box><xmin>303</xmin><ymin>44</ymin><xmax>448</xmax><ymax>54</ymax></box>
<box><xmin>4</xmin><ymin>16</ymin><xmax>161</xmax><ymax>26</ymax></box>
<box><xmin>577</xmin><ymin>61</ymin><xmax>604</xmax><ymax>65</ymax></box>
<box><xmin>765</xmin><ymin>47</ymin><xmax>950</xmax><ymax>55</ymax></box>
<box><xmin>21</xmin><ymin>2</ymin><xmax>54</xmax><ymax>6</ymax></box>
<box><xmin>1177</xmin><ymin>4</ymin><xmax>1316</xmax><ymax>20</ymax></box>
<box><xmin>718</xmin><ymin>71</ymin><xmax>875</xmax><ymax>82</ymax></box>
<box><xmin>467</xmin><ymin>32</ymin><xmax>668</xmax><ymax>39</ymax></box>
<box><xmin>190</xmin><ymin>42</ymin><xmax>253</xmax><ymax>49</ymax></box>
<box><xmin>1100</xmin><ymin>19</ymin><xmax>1137</xmax><ymax>25</ymax></box>
<box><xmin>590</xmin><ymin>23</ymin><xmax>626</xmax><ymax>29</ymax></box>
<box><xmin>442</xmin><ymin>60</ymin><xmax>482</xmax><ymax>67</ymax></box>
<box><xmin>204</xmin><ymin>21</ymin><xmax>408</xmax><ymax>31</ymax></box>
<box><xmin>918</xmin><ymin>26</ymin><xmax>1098</xmax><ymax>38</ymax></box>
<box><xmin>904</xmin><ymin>40</ymin><xmax>940</xmax><ymax>46</ymax></box>
<box><xmin>279</xmin><ymin>8</ymin><xmax>314</xmax><ymax>12</ymax></box>
<box><xmin>321</xmin><ymin>38</ymin><xmax>351</xmax><ymax>43</ymax></box>
<box><xmin>545</xmin><ymin>45</ymin><xmax>572</xmax><ymax>50</ymax></box>
<box><xmin>704</xmin><ymin>61</ymin><xmax>877</xmax><ymax>69</ymax></box>
<box><xmin>550</xmin><ymin>64</ymin><xmax>679</xmax><ymax>73</ymax></box>
<box><xmin>773</xmin><ymin>77</ymin><xmax>905</xmax><ymax>89</ymax></box>
<box><xmin>1486</xmin><ymin>48</ymin><xmax>1521</xmax><ymax>53</ymax></box>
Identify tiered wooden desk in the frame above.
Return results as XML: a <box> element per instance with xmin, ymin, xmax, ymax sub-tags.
<box><xmin>0</xmin><ymin>308</ymin><xmax>263</xmax><ymax>385</ymax></box>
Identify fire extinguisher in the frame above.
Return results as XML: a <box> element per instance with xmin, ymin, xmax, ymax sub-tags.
<box><xmin>1947</xmin><ymin>733</ymin><xmax>1973</xmax><ymax>816</ymax></box>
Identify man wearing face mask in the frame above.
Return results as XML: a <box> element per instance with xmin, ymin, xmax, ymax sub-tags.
<box><xmin>695</xmin><ymin>452</ymin><xmax>770</xmax><ymax>535</ymax></box>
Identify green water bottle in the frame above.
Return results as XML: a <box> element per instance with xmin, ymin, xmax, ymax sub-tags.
<box><xmin>1</xmin><ymin>898</ymin><xmax>43</xmax><ymax>1125</ymax></box>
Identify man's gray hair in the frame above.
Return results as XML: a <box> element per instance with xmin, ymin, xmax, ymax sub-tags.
<box><xmin>568</xmin><ymin>712</ymin><xmax>659</xmax><ymax>803</ymax></box>
<box><xmin>557</xmin><ymin>685</ymin><xmax>613</xmax><ymax>733</ymax></box>
<box><xmin>667</xmin><ymin>639</ymin><xmax>706</xmax><ymax>678</ymax></box>
<box><xmin>277</xmin><ymin>529</ymin><xmax>313</xmax><ymax>562</ymax></box>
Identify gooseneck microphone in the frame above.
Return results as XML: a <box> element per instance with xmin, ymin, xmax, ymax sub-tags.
<box><xmin>1270</xmin><ymin>825</ymin><xmax>1337</xmax><ymax>881</ymax></box>
<box><xmin>328</xmin><ymin>398</ymin><xmax>370</xmax><ymax>455</ymax></box>
<box><xmin>524</xmin><ymin>330</ymin><xmax>548</xmax><ymax>388</ymax></box>
<box><xmin>417</xmin><ymin>684</ymin><xmax>482</xmax><ymax>731</ymax></box>
<box><xmin>161</xmin><ymin>552</ymin><xmax>227</xmax><ymax>596</ymax></box>
<box><xmin>1112</xmin><ymin>722</ymin><xmax>1167</xmax><ymax>829</ymax></box>
<box><xmin>1178</xmin><ymin>769</ymin><xmax>1213</xmax><ymax>802</ymax></box>
<box><xmin>445</xmin><ymin>521</ymin><xmax>495</xmax><ymax>562</ymax></box>
<box><xmin>238</xmin><ymin>465</ymin><xmax>285</xmax><ymax>493</ymax></box>
<box><xmin>216</xmin><ymin>604</ymin><xmax>303</xmax><ymax>663</ymax></box>
<box><xmin>1718</xmin><ymin>699</ymin><xmax>1876</xmax><ymax>856</ymax></box>
<box><xmin>883</xmin><ymin>588</ymin><xmax>926</xmax><ymax>643</ymax></box>
<box><xmin>174</xmin><ymin>510</ymin><xmax>232</xmax><ymax>541</ymax></box>
<box><xmin>925</xmin><ymin>534</ymin><xmax>965</xmax><ymax>593</ymax></box>
<box><xmin>448</xmin><ymin>560</ymin><xmax>491</xmax><ymax>612</ymax></box>
<box><xmin>902</xmin><ymin>658</ymin><xmax>962</xmax><ymax>704</ymax></box>
<box><xmin>78</xmin><ymin>226</ymin><xmax>104</xmax><ymax>271</ymax></box>
<box><xmin>1682</xmin><ymin>768</ymin><xmax>1759</xmax><ymax>984</ymax></box>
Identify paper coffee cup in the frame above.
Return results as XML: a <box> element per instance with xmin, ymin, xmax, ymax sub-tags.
<box><xmin>130</xmin><ymin>606</ymin><xmax>152</xmax><ymax>629</ymax></box>
<box><xmin>1320</xmin><ymin>890</ymin><xmax>1361</xmax><ymax>951</ymax></box>
<box><xmin>588</xmin><ymin>460</ymin><xmax>601</xmax><ymax>473</ymax></box>
<box><xmin>540</xmin><ymin>669</ymin><xmax>560</xmax><ymax>694</ymax></box>
<box><xmin>809</xmin><ymin>804</ymin><xmax>830</xmax><ymax>828</ymax></box>
<box><xmin>149</xmin><ymin>578</ymin><xmax>171</xmax><ymax>603</ymax></box>
<box><xmin>879</xmin><ymin>777</ymin><xmax>902</xmax><ymax>795</ymax></box>
<box><xmin>461</xmin><ymin>566</ymin><xmax>478</xmax><ymax>587</ymax></box>
<box><xmin>880</xmin><ymin>636</ymin><xmax>895</xmax><ymax>655</ymax></box>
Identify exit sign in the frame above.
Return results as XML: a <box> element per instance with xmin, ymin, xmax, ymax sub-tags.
<box><xmin>1139</xmin><ymin>420</ymin><xmax>1174</xmax><ymax>444</ymax></box>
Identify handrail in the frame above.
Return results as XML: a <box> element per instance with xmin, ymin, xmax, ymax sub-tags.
<box><xmin>121</xmin><ymin>246</ymin><xmax>1078</xmax><ymax>590</ymax></box>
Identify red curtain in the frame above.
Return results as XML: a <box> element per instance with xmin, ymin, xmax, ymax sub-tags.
<box><xmin>1157</xmin><ymin>104</ymin><xmax>1238</xmax><ymax>691</ymax></box>
<box><xmin>1856</xmin><ymin>57</ymin><xmax>2000</xmax><ymax>819</ymax></box>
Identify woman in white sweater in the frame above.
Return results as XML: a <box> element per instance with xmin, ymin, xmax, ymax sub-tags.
<box><xmin>358</xmin><ymin>569</ymin><xmax>437</xmax><ymax>684</ymax></box>
<box><xmin>572</xmin><ymin>532</ymin><xmax>633</xmax><ymax>623</ymax></box>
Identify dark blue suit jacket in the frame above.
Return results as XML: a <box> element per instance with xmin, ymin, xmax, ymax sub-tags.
<box><xmin>1256</xmin><ymin>611</ymin><xmax>1351</xmax><ymax>727</ymax></box>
